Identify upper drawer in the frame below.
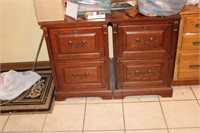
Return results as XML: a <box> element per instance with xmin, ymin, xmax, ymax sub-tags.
<box><xmin>117</xmin><ymin>24</ymin><xmax>173</xmax><ymax>59</ymax></box>
<box><xmin>182</xmin><ymin>34</ymin><xmax>200</xmax><ymax>51</ymax></box>
<box><xmin>184</xmin><ymin>16</ymin><xmax>200</xmax><ymax>33</ymax></box>
<box><xmin>49</xmin><ymin>27</ymin><xmax>105</xmax><ymax>60</ymax></box>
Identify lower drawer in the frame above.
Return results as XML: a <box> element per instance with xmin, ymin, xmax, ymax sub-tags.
<box><xmin>178</xmin><ymin>53</ymin><xmax>200</xmax><ymax>80</ymax></box>
<box><xmin>55</xmin><ymin>61</ymin><xmax>108</xmax><ymax>91</ymax></box>
<box><xmin>117</xmin><ymin>59</ymin><xmax>169</xmax><ymax>89</ymax></box>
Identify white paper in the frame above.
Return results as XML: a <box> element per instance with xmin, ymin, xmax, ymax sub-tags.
<box><xmin>108</xmin><ymin>26</ymin><xmax>114</xmax><ymax>58</ymax></box>
<box><xmin>66</xmin><ymin>1</ymin><xmax>78</xmax><ymax>20</ymax></box>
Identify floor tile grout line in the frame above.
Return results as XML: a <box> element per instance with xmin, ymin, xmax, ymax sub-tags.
<box><xmin>126</xmin><ymin>128</ymin><xmax>169</xmax><ymax>130</ymax></box>
<box><xmin>1</xmin><ymin>114</ymin><xmax>10</xmax><ymax>132</ymax></box>
<box><xmin>123</xmin><ymin>100</ymin><xmax>160</xmax><ymax>103</ymax></box>
<box><xmin>41</xmin><ymin>113</ymin><xmax>48</xmax><ymax>133</ymax></box>
<box><xmin>158</xmin><ymin>97</ymin><xmax>170</xmax><ymax>133</ymax></box>
<box><xmin>160</xmin><ymin>99</ymin><xmax>198</xmax><ymax>102</ymax></box>
<box><xmin>122</xmin><ymin>101</ymin><xmax>127</xmax><ymax>133</ymax></box>
<box><xmin>168</xmin><ymin>127</ymin><xmax>200</xmax><ymax>129</ymax></box>
<box><xmin>86</xmin><ymin>101</ymin><xmax>123</xmax><ymax>104</ymax></box>
<box><xmin>82</xmin><ymin>98</ymin><xmax>88</xmax><ymax>133</ymax></box>
<box><xmin>190</xmin><ymin>85</ymin><xmax>199</xmax><ymax>101</ymax></box>
<box><xmin>83</xmin><ymin>129</ymin><xmax>126</xmax><ymax>132</ymax></box>
<box><xmin>190</xmin><ymin>85</ymin><xmax>200</xmax><ymax>106</ymax></box>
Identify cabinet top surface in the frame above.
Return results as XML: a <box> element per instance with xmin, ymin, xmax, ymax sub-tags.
<box><xmin>180</xmin><ymin>5</ymin><xmax>200</xmax><ymax>15</ymax></box>
<box><xmin>39</xmin><ymin>10</ymin><xmax>180</xmax><ymax>27</ymax></box>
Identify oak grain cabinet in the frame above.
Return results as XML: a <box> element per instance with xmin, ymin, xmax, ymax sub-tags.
<box><xmin>173</xmin><ymin>5</ymin><xmax>200</xmax><ymax>84</ymax></box>
<box><xmin>39</xmin><ymin>11</ymin><xmax>180</xmax><ymax>100</ymax></box>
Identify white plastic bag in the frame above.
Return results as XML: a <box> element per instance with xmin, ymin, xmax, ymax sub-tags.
<box><xmin>0</xmin><ymin>70</ymin><xmax>41</xmax><ymax>100</ymax></box>
<box><xmin>138</xmin><ymin>0</ymin><xmax>187</xmax><ymax>16</ymax></box>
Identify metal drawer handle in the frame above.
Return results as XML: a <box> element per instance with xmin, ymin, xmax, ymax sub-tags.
<box><xmin>72</xmin><ymin>73</ymin><xmax>90</xmax><ymax>79</ymax></box>
<box><xmin>68</xmin><ymin>41</ymin><xmax>73</xmax><ymax>45</ymax></box>
<box><xmin>193</xmin><ymin>41</ymin><xmax>200</xmax><ymax>46</ymax></box>
<box><xmin>189</xmin><ymin>65</ymin><xmax>200</xmax><ymax>69</ymax></box>
<box><xmin>148</xmin><ymin>69</ymin><xmax>152</xmax><ymax>74</ymax></box>
<box><xmin>135</xmin><ymin>69</ymin><xmax>153</xmax><ymax>75</ymax></box>
<box><xmin>82</xmin><ymin>40</ymin><xmax>87</xmax><ymax>45</ymax></box>
<box><xmin>195</xmin><ymin>23</ymin><xmax>200</xmax><ymax>28</ymax></box>
<box><xmin>135</xmin><ymin>70</ymin><xmax>140</xmax><ymax>74</ymax></box>
<box><xmin>68</xmin><ymin>40</ymin><xmax>87</xmax><ymax>48</ymax></box>
<box><xmin>135</xmin><ymin>37</ymin><xmax>154</xmax><ymax>45</ymax></box>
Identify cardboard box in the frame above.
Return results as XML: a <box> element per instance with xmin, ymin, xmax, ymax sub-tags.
<box><xmin>33</xmin><ymin>0</ymin><xmax>65</xmax><ymax>22</ymax></box>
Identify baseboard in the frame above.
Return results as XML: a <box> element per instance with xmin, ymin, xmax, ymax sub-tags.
<box><xmin>172</xmin><ymin>80</ymin><xmax>200</xmax><ymax>86</ymax></box>
<box><xmin>0</xmin><ymin>61</ymin><xmax>50</xmax><ymax>71</ymax></box>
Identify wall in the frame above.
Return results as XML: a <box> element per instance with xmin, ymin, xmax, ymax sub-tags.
<box><xmin>0</xmin><ymin>0</ymin><xmax>3</xmax><ymax>62</ymax></box>
<box><xmin>0</xmin><ymin>0</ymin><xmax>49</xmax><ymax>63</ymax></box>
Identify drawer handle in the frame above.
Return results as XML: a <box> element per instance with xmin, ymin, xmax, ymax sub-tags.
<box><xmin>189</xmin><ymin>65</ymin><xmax>200</xmax><ymax>69</ymax></box>
<box><xmin>195</xmin><ymin>23</ymin><xmax>200</xmax><ymax>28</ymax></box>
<box><xmin>148</xmin><ymin>69</ymin><xmax>152</xmax><ymax>74</ymax></box>
<box><xmin>72</xmin><ymin>73</ymin><xmax>90</xmax><ymax>79</ymax></box>
<box><xmin>193</xmin><ymin>41</ymin><xmax>200</xmax><ymax>46</ymax></box>
<box><xmin>82</xmin><ymin>40</ymin><xmax>87</xmax><ymax>45</ymax></box>
<box><xmin>135</xmin><ymin>37</ymin><xmax>154</xmax><ymax>45</ymax></box>
<box><xmin>135</xmin><ymin>69</ymin><xmax>153</xmax><ymax>75</ymax></box>
<box><xmin>68</xmin><ymin>40</ymin><xmax>87</xmax><ymax>48</ymax></box>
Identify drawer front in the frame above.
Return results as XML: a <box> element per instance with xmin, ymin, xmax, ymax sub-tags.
<box><xmin>117</xmin><ymin>59</ymin><xmax>169</xmax><ymax>89</ymax></box>
<box><xmin>178</xmin><ymin>53</ymin><xmax>200</xmax><ymax>80</ymax></box>
<box><xmin>49</xmin><ymin>27</ymin><xmax>104</xmax><ymax>60</ymax></box>
<box><xmin>182</xmin><ymin>34</ymin><xmax>200</xmax><ymax>51</ymax></box>
<box><xmin>117</xmin><ymin>24</ymin><xmax>173</xmax><ymax>59</ymax></box>
<box><xmin>184</xmin><ymin>16</ymin><xmax>200</xmax><ymax>33</ymax></box>
<box><xmin>55</xmin><ymin>61</ymin><xmax>107</xmax><ymax>91</ymax></box>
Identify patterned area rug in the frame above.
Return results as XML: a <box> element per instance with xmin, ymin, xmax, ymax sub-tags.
<box><xmin>0</xmin><ymin>69</ymin><xmax>55</xmax><ymax>114</ymax></box>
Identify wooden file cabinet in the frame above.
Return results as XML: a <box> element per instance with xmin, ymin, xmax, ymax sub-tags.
<box><xmin>111</xmin><ymin>13</ymin><xmax>180</xmax><ymax>98</ymax></box>
<box><xmin>40</xmin><ymin>21</ymin><xmax>112</xmax><ymax>100</ymax></box>
<box><xmin>40</xmin><ymin>11</ymin><xmax>180</xmax><ymax>100</ymax></box>
<box><xmin>173</xmin><ymin>5</ymin><xmax>200</xmax><ymax>84</ymax></box>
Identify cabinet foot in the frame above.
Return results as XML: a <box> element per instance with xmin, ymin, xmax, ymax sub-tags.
<box><xmin>55</xmin><ymin>90</ymin><xmax>113</xmax><ymax>101</ymax></box>
<box><xmin>113</xmin><ymin>87</ymin><xmax>173</xmax><ymax>99</ymax></box>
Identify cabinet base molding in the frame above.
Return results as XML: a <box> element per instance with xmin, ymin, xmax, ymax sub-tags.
<box><xmin>172</xmin><ymin>80</ymin><xmax>200</xmax><ymax>86</ymax></box>
<box><xmin>113</xmin><ymin>87</ymin><xmax>173</xmax><ymax>99</ymax></box>
<box><xmin>55</xmin><ymin>90</ymin><xmax>113</xmax><ymax>101</ymax></box>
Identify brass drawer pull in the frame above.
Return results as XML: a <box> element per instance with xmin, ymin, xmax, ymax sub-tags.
<box><xmin>148</xmin><ymin>69</ymin><xmax>152</xmax><ymax>74</ymax></box>
<box><xmin>135</xmin><ymin>69</ymin><xmax>153</xmax><ymax>75</ymax></box>
<box><xmin>195</xmin><ymin>23</ymin><xmax>200</xmax><ymax>28</ymax></box>
<box><xmin>68</xmin><ymin>40</ymin><xmax>87</xmax><ymax>48</ymax></box>
<box><xmin>135</xmin><ymin>37</ymin><xmax>154</xmax><ymax>45</ymax></box>
<box><xmin>82</xmin><ymin>40</ymin><xmax>87</xmax><ymax>45</ymax></box>
<box><xmin>193</xmin><ymin>41</ymin><xmax>200</xmax><ymax>46</ymax></box>
<box><xmin>135</xmin><ymin>70</ymin><xmax>140</xmax><ymax>74</ymax></box>
<box><xmin>68</xmin><ymin>41</ymin><xmax>73</xmax><ymax>45</ymax></box>
<box><xmin>72</xmin><ymin>72</ymin><xmax>90</xmax><ymax>79</ymax></box>
<box><xmin>189</xmin><ymin>65</ymin><xmax>200</xmax><ymax>69</ymax></box>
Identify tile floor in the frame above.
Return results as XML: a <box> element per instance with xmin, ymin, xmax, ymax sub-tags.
<box><xmin>0</xmin><ymin>85</ymin><xmax>200</xmax><ymax>133</ymax></box>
